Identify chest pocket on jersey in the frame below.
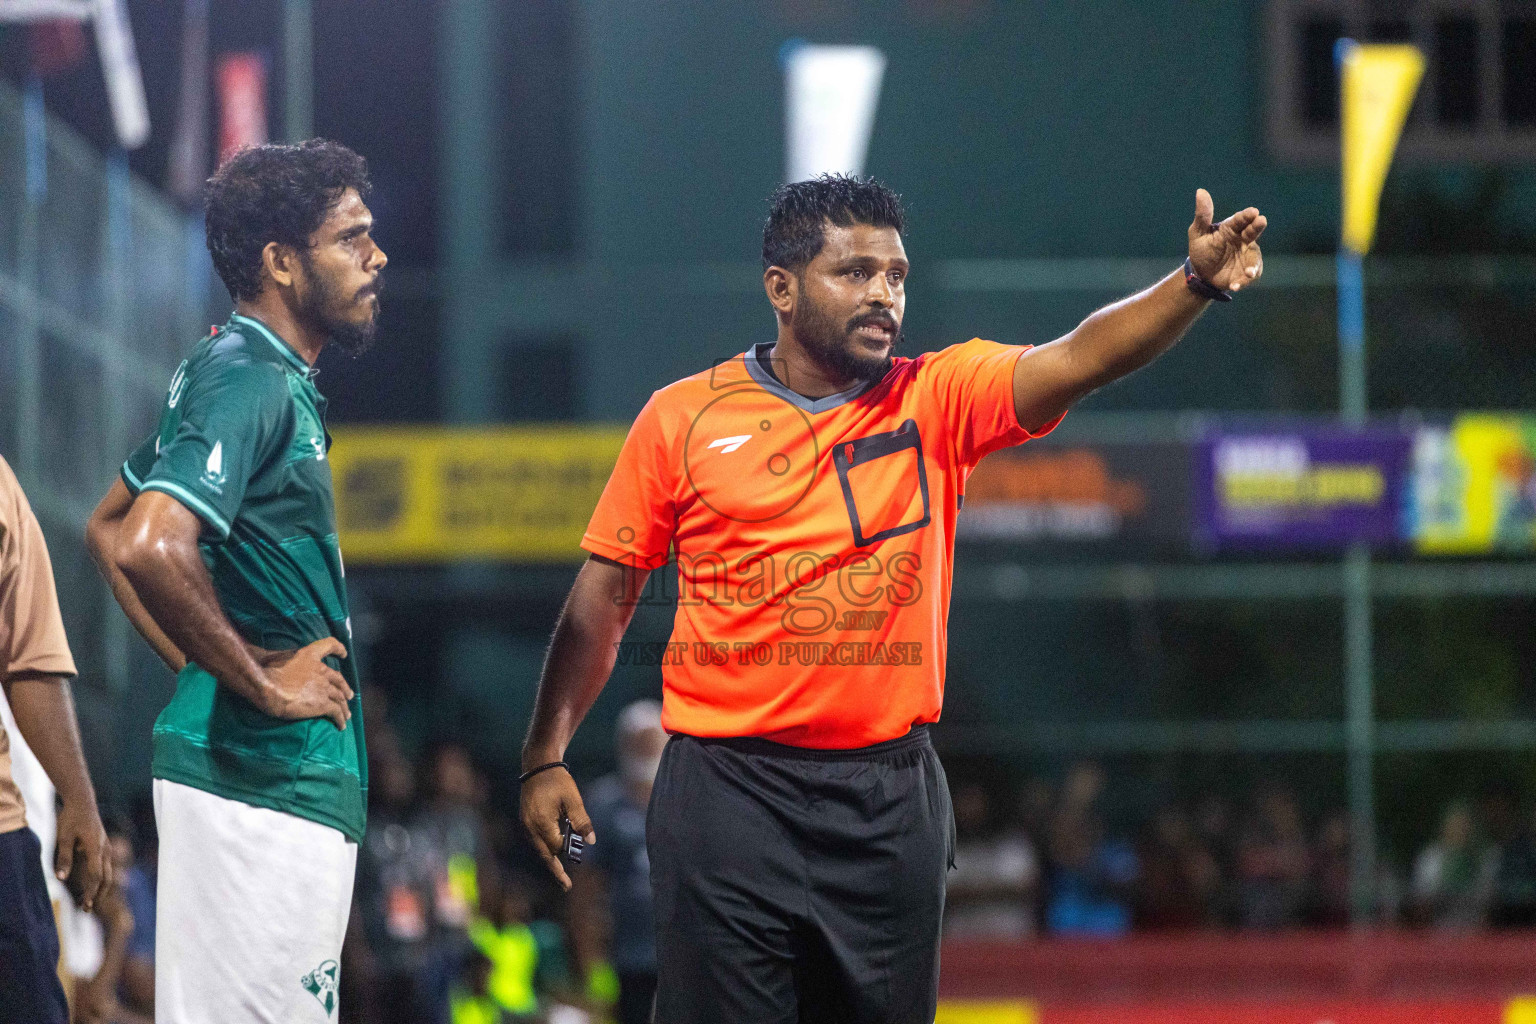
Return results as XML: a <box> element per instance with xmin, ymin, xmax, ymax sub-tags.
<box><xmin>832</xmin><ymin>418</ymin><xmax>931</xmax><ymax>547</ymax></box>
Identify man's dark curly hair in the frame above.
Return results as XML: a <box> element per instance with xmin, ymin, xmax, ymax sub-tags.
<box><xmin>204</xmin><ymin>139</ymin><xmax>372</xmax><ymax>301</ymax></box>
<box><xmin>762</xmin><ymin>174</ymin><xmax>905</xmax><ymax>273</ymax></box>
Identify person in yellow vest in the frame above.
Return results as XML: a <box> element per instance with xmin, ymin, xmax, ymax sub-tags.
<box><xmin>467</xmin><ymin>873</ymin><xmax>597</xmax><ymax>1021</ymax></box>
<box><xmin>448</xmin><ymin>950</ymin><xmax>517</xmax><ymax>1024</ymax></box>
<box><xmin>466</xmin><ymin>910</ymin><xmax>539</xmax><ymax>1018</ymax></box>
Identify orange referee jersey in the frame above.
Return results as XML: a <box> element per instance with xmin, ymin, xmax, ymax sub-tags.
<box><xmin>581</xmin><ymin>338</ymin><xmax>1061</xmax><ymax>748</ymax></box>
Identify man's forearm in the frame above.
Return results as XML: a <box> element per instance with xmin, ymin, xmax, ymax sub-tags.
<box><xmin>523</xmin><ymin>608</ymin><xmax>626</xmax><ymax>765</ymax></box>
<box><xmin>1062</xmin><ymin>270</ymin><xmax>1207</xmax><ymax>391</ymax></box>
<box><xmin>88</xmin><ymin>531</ymin><xmax>187</xmax><ymax>674</ymax></box>
<box><xmin>1013</xmin><ymin>270</ymin><xmax>1208</xmax><ymax>432</ymax></box>
<box><xmin>523</xmin><ymin>559</ymin><xmax>647</xmax><ymax>766</ymax></box>
<box><xmin>117</xmin><ymin>536</ymin><xmax>270</xmax><ymax>707</ymax></box>
<box><xmin>4</xmin><ymin>676</ymin><xmax>96</xmax><ymax>805</ymax></box>
<box><xmin>88</xmin><ymin>481</ymin><xmax>186</xmax><ymax>673</ymax></box>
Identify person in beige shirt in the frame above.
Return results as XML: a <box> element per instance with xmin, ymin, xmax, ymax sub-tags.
<box><xmin>0</xmin><ymin>454</ymin><xmax>109</xmax><ymax>1024</ymax></box>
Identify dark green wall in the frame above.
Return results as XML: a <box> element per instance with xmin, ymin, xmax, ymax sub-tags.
<box><xmin>441</xmin><ymin>0</ymin><xmax>1536</xmax><ymax>424</ymax></box>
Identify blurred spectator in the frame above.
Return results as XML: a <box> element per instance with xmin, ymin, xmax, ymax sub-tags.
<box><xmin>576</xmin><ymin>700</ymin><xmax>666</xmax><ymax>1024</ymax></box>
<box><xmin>1308</xmin><ymin>809</ymin><xmax>1352</xmax><ymax>928</ymax></box>
<box><xmin>450</xmin><ymin>949</ymin><xmax>505</xmax><ymax>1024</ymax></box>
<box><xmin>1236</xmin><ymin>785</ymin><xmax>1311</xmax><ymax>929</ymax></box>
<box><xmin>1491</xmin><ymin>800</ymin><xmax>1536</xmax><ymax>927</ymax></box>
<box><xmin>109</xmin><ymin>818</ymin><xmax>155</xmax><ymax>1020</ymax></box>
<box><xmin>467</xmin><ymin>878</ymin><xmax>540</xmax><ymax>1019</ymax></box>
<box><xmin>468</xmin><ymin>874</ymin><xmax>585</xmax><ymax>1021</ymax></box>
<box><xmin>416</xmin><ymin>742</ymin><xmax>494</xmax><ymax>1023</ymax></box>
<box><xmin>450</xmin><ymin>949</ymin><xmax>519</xmax><ymax>1024</ymax></box>
<box><xmin>355</xmin><ymin>744</ymin><xmax>437</xmax><ymax>1024</ymax></box>
<box><xmin>1045</xmin><ymin>762</ymin><xmax>1138</xmax><ymax>935</ymax></box>
<box><xmin>421</xmin><ymin>742</ymin><xmax>491</xmax><ymax>930</ymax></box>
<box><xmin>943</xmin><ymin>780</ymin><xmax>1039</xmax><ymax>938</ymax></box>
<box><xmin>1017</xmin><ymin>776</ymin><xmax>1055</xmax><ymax>845</ymax></box>
<box><xmin>1413</xmin><ymin>801</ymin><xmax>1497</xmax><ymax>928</ymax></box>
<box><xmin>1134</xmin><ymin>805</ymin><xmax>1220</xmax><ymax>930</ymax></box>
<box><xmin>70</xmin><ymin>869</ymin><xmax>136</xmax><ymax>1024</ymax></box>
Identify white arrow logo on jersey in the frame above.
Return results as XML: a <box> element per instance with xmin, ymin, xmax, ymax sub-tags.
<box><xmin>167</xmin><ymin>361</ymin><xmax>188</xmax><ymax>408</ymax></box>
<box><xmin>707</xmin><ymin>435</ymin><xmax>752</xmax><ymax>454</ymax></box>
<box><xmin>202</xmin><ymin>441</ymin><xmax>228</xmax><ymax>490</ymax></box>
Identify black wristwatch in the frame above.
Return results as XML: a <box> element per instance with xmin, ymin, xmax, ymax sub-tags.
<box><xmin>1184</xmin><ymin>256</ymin><xmax>1233</xmax><ymax>302</ymax></box>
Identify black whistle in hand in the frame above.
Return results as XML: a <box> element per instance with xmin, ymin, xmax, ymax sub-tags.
<box><xmin>560</xmin><ymin>817</ymin><xmax>585</xmax><ymax>864</ymax></box>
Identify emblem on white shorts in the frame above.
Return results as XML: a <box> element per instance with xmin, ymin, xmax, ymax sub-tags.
<box><xmin>301</xmin><ymin>959</ymin><xmax>339</xmax><ymax>1017</ymax></box>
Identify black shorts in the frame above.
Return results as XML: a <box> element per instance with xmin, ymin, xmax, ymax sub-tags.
<box><xmin>647</xmin><ymin>726</ymin><xmax>955</xmax><ymax>1024</ymax></box>
<box><xmin>0</xmin><ymin>826</ymin><xmax>68</xmax><ymax>1024</ymax></box>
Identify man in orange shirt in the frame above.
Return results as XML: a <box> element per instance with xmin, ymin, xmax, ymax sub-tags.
<box><xmin>522</xmin><ymin>175</ymin><xmax>1265</xmax><ymax>1021</ymax></box>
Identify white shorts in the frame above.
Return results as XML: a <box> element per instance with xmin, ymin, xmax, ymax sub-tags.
<box><xmin>152</xmin><ymin>779</ymin><xmax>357</xmax><ymax>1024</ymax></box>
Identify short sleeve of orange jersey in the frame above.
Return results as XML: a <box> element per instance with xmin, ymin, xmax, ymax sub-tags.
<box><xmin>923</xmin><ymin>338</ymin><xmax>1064</xmax><ymax>467</ymax></box>
<box><xmin>582</xmin><ymin>394</ymin><xmax>677</xmax><ymax>570</ymax></box>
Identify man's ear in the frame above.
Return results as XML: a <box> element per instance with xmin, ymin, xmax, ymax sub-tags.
<box><xmin>764</xmin><ymin>266</ymin><xmax>797</xmax><ymax>320</ymax></box>
<box><xmin>261</xmin><ymin>241</ymin><xmax>300</xmax><ymax>290</ymax></box>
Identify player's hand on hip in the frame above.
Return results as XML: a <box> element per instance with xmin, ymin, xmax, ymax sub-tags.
<box><xmin>54</xmin><ymin>795</ymin><xmax>111</xmax><ymax>912</ymax></box>
<box><xmin>520</xmin><ymin>766</ymin><xmax>594</xmax><ymax>891</ymax></box>
<box><xmin>1188</xmin><ymin>188</ymin><xmax>1267</xmax><ymax>293</ymax></box>
<box><xmin>254</xmin><ymin>637</ymin><xmax>353</xmax><ymax>730</ymax></box>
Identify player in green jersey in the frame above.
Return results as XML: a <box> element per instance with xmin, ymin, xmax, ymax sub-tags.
<box><xmin>86</xmin><ymin>140</ymin><xmax>385</xmax><ymax>1023</ymax></box>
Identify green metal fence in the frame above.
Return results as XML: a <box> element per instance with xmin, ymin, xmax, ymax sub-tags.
<box><xmin>0</xmin><ymin>79</ymin><xmax>203</xmax><ymax>807</ymax></box>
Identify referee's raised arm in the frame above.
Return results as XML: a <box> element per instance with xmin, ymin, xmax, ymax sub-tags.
<box><xmin>521</xmin><ymin>553</ymin><xmax>652</xmax><ymax>889</ymax></box>
<box><xmin>1010</xmin><ymin>188</ymin><xmax>1267</xmax><ymax>432</ymax></box>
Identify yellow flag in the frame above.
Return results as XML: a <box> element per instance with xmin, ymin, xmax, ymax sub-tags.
<box><xmin>1340</xmin><ymin>43</ymin><xmax>1425</xmax><ymax>254</ymax></box>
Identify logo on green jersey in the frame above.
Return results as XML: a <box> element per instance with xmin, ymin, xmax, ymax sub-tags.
<box><xmin>167</xmin><ymin>361</ymin><xmax>188</xmax><ymax>409</ymax></box>
<box><xmin>202</xmin><ymin>441</ymin><xmax>228</xmax><ymax>493</ymax></box>
<box><xmin>301</xmin><ymin>959</ymin><xmax>339</xmax><ymax>1017</ymax></box>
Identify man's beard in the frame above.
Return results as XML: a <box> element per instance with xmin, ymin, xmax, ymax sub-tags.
<box><xmin>791</xmin><ymin>290</ymin><xmax>901</xmax><ymax>385</ymax></box>
<box><xmin>299</xmin><ymin>257</ymin><xmax>382</xmax><ymax>357</ymax></box>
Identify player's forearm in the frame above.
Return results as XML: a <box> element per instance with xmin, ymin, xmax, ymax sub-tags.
<box><xmin>2</xmin><ymin>676</ymin><xmax>97</xmax><ymax>806</ymax></box>
<box><xmin>114</xmin><ymin>531</ymin><xmax>269</xmax><ymax>705</ymax></box>
<box><xmin>87</xmin><ymin>496</ymin><xmax>187</xmax><ymax>673</ymax></box>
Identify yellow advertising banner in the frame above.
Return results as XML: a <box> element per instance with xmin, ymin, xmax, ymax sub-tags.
<box><xmin>1413</xmin><ymin>415</ymin><xmax>1536</xmax><ymax>555</ymax></box>
<box><xmin>328</xmin><ymin>426</ymin><xmax>628</xmax><ymax>564</ymax></box>
<box><xmin>1340</xmin><ymin>43</ymin><xmax>1425</xmax><ymax>255</ymax></box>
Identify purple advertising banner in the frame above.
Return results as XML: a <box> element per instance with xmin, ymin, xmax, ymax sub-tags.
<box><xmin>1193</xmin><ymin>426</ymin><xmax>1413</xmax><ymax>550</ymax></box>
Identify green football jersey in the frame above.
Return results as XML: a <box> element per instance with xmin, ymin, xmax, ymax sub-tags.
<box><xmin>121</xmin><ymin>313</ymin><xmax>366</xmax><ymax>841</ymax></box>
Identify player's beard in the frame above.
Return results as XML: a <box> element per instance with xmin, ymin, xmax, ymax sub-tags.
<box><xmin>298</xmin><ymin>253</ymin><xmax>382</xmax><ymax>358</ymax></box>
<box><xmin>791</xmin><ymin>288</ymin><xmax>901</xmax><ymax>385</ymax></box>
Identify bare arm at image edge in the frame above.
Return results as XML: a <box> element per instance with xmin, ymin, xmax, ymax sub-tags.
<box><xmin>0</xmin><ymin>457</ymin><xmax>109</xmax><ymax>909</ymax></box>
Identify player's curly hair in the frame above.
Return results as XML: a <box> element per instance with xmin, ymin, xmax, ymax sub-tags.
<box><xmin>204</xmin><ymin>139</ymin><xmax>372</xmax><ymax>301</ymax></box>
<box><xmin>762</xmin><ymin>173</ymin><xmax>906</xmax><ymax>273</ymax></box>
